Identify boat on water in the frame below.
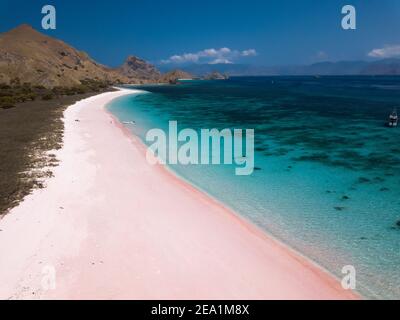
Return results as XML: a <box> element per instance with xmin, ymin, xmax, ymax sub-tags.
<box><xmin>386</xmin><ymin>109</ymin><xmax>398</xmax><ymax>127</ymax></box>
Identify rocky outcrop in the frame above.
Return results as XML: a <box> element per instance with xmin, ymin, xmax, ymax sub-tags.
<box><xmin>115</xmin><ymin>56</ymin><xmax>161</xmax><ymax>82</ymax></box>
<box><xmin>159</xmin><ymin>69</ymin><xmax>194</xmax><ymax>84</ymax></box>
<box><xmin>203</xmin><ymin>71</ymin><xmax>228</xmax><ymax>80</ymax></box>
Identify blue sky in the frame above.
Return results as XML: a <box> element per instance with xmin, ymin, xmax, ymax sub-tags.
<box><xmin>0</xmin><ymin>0</ymin><xmax>399</xmax><ymax>67</ymax></box>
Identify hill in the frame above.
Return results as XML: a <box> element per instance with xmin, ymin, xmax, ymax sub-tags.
<box><xmin>0</xmin><ymin>25</ymin><xmax>170</xmax><ymax>87</ymax></box>
<box><xmin>159</xmin><ymin>69</ymin><xmax>194</xmax><ymax>83</ymax></box>
<box><xmin>0</xmin><ymin>25</ymin><xmax>131</xmax><ymax>87</ymax></box>
<box><xmin>115</xmin><ymin>56</ymin><xmax>161</xmax><ymax>83</ymax></box>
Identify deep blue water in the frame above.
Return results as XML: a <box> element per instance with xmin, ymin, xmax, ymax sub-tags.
<box><xmin>108</xmin><ymin>76</ymin><xmax>400</xmax><ymax>299</ymax></box>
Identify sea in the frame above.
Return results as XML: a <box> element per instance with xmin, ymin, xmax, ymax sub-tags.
<box><xmin>107</xmin><ymin>76</ymin><xmax>400</xmax><ymax>299</ymax></box>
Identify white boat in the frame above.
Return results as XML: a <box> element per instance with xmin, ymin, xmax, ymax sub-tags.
<box><xmin>386</xmin><ymin>109</ymin><xmax>398</xmax><ymax>127</ymax></box>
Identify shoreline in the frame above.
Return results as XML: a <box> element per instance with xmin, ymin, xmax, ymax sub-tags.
<box><xmin>105</xmin><ymin>100</ymin><xmax>350</xmax><ymax>293</ymax></box>
<box><xmin>0</xmin><ymin>88</ymin><xmax>359</xmax><ymax>299</ymax></box>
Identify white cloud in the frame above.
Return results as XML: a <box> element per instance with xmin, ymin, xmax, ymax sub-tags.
<box><xmin>209</xmin><ymin>58</ymin><xmax>233</xmax><ymax>64</ymax></box>
<box><xmin>219</xmin><ymin>47</ymin><xmax>231</xmax><ymax>54</ymax></box>
<box><xmin>169</xmin><ymin>53</ymin><xmax>199</xmax><ymax>63</ymax></box>
<box><xmin>316</xmin><ymin>50</ymin><xmax>328</xmax><ymax>60</ymax></box>
<box><xmin>161</xmin><ymin>47</ymin><xmax>257</xmax><ymax>64</ymax></box>
<box><xmin>368</xmin><ymin>45</ymin><xmax>400</xmax><ymax>58</ymax></box>
<box><xmin>241</xmin><ymin>49</ymin><xmax>257</xmax><ymax>57</ymax></box>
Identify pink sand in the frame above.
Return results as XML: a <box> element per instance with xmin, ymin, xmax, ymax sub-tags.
<box><xmin>0</xmin><ymin>89</ymin><xmax>359</xmax><ymax>300</ymax></box>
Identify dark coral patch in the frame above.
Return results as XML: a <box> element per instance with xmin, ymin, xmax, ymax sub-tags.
<box><xmin>334</xmin><ymin>206</ymin><xmax>346</xmax><ymax>211</ymax></box>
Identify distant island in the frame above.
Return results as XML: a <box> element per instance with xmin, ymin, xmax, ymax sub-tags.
<box><xmin>160</xmin><ymin>59</ymin><xmax>400</xmax><ymax>77</ymax></box>
<box><xmin>159</xmin><ymin>69</ymin><xmax>194</xmax><ymax>84</ymax></box>
<box><xmin>203</xmin><ymin>71</ymin><xmax>229</xmax><ymax>80</ymax></box>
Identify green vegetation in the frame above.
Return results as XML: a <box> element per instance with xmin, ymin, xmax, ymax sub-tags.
<box><xmin>50</xmin><ymin>79</ymin><xmax>110</xmax><ymax>97</ymax></box>
<box><xmin>0</xmin><ymin>79</ymin><xmax>113</xmax><ymax>214</ymax></box>
<box><xmin>0</xmin><ymin>78</ymin><xmax>112</xmax><ymax>110</ymax></box>
<box><xmin>42</xmin><ymin>93</ymin><xmax>54</xmax><ymax>100</ymax></box>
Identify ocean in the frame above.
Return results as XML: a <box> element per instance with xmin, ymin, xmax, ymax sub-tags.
<box><xmin>108</xmin><ymin>76</ymin><xmax>400</xmax><ymax>299</ymax></box>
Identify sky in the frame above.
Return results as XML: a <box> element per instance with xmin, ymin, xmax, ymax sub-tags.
<box><xmin>0</xmin><ymin>0</ymin><xmax>399</xmax><ymax>67</ymax></box>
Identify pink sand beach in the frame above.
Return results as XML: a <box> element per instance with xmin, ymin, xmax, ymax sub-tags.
<box><xmin>0</xmin><ymin>89</ymin><xmax>359</xmax><ymax>300</ymax></box>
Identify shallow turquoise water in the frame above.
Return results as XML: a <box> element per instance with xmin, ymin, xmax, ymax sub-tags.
<box><xmin>108</xmin><ymin>77</ymin><xmax>400</xmax><ymax>299</ymax></box>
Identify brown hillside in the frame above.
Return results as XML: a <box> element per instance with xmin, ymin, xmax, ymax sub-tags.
<box><xmin>0</xmin><ymin>24</ymin><xmax>128</xmax><ymax>87</ymax></box>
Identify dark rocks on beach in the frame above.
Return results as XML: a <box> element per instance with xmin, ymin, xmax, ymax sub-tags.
<box><xmin>1</xmin><ymin>105</ymin><xmax>16</xmax><ymax>110</ymax></box>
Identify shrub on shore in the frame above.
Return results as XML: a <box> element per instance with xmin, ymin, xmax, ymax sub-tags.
<box><xmin>42</xmin><ymin>93</ymin><xmax>54</xmax><ymax>101</ymax></box>
<box><xmin>0</xmin><ymin>96</ymin><xmax>16</xmax><ymax>109</ymax></box>
<box><xmin>0</xmin><ymin>80</ymin><xmax>111</xmax><ymax>108</ymax></box>
<box><xmin>0</xmin><ymin>79</ymin><xmax>113</xmax><ymax>214</ymax></box>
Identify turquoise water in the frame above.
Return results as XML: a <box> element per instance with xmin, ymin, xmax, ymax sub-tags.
<box><xmin>108</xmin><ymin>77</ymin><xmax>400</xmax><ymax>299</ymax></box>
